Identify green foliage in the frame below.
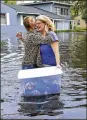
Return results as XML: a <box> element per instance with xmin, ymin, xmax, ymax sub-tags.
<box><xmin>4</xmin><ymin>0</ymin><xmax>16</xmax><ymax>4</ymax></box>
<box><xmin>4</xmin><ymin>0</ymin><xmax>8</xmax><ymax>3</ymax></box>
<box><xmin>56</xmin><ymin>28</ymin><xmax>87</xmax><ymax>32</ymax></box>
<box><xmin>70</xmin><ymin>1</ymin><xmax>87</xmax><ymax>20</ymax></box>
<box><xmin>82</xmin><ymin>7</ymin><xmax>87</xmax><ymax>23</ymax></box>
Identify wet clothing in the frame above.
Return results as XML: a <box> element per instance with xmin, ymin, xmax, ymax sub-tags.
<box><xmin>22</xmin><ymin>31</ymin><xmax>53</xmax><ymax>69</ymax></box>
<box><xmin>22</xmin><ymin>64</ymin><xmax>38</xmax><ymax>69</ymax></box>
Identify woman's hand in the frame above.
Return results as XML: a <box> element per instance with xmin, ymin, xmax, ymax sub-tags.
<box><xmin>16</xmin><ymin>32</ymin><xmax>23</xmax><ymax>40</ymax></box>
<box><xmin>56</xmin><ymin>64</ymin><xmax>62</xmax><ymax>69</ymax></box>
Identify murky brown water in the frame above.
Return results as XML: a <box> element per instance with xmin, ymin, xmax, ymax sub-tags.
<box><xmin>1</xmin><ymin>32</ymin><xmax>86</xmax><ymax>119</ymax></box>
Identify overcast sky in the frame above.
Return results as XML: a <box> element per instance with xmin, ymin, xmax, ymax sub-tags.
<box><xmin>17</xmin><ymin>1</ymin><xmax>37</xmax><ymax>3</ymax></box>
<box><xmin>16</xmin><ymin>1</ymin><xmax>34</xmax><ymax>3</ymax></box>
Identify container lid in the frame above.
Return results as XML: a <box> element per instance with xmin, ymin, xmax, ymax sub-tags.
<box><xmin>18</xmin><ymin>66</ymin><xmax>63</xmax><ymax>79</ymax></box>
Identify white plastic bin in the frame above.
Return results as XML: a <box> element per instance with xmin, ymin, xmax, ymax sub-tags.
<box><xmin>18</xmin><ymin>66</ymin><xmax>63</xmax><ymax>97</ymax></box>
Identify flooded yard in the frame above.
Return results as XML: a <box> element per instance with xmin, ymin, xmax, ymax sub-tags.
<box><xmin>1</xmin><ymin>32</ymin><xmax>86</xmax><ymax>119</ymax></box>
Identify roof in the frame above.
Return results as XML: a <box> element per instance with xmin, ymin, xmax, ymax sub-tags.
<box><xmin>20</xmin><ymin>1</ymin><xmax>72</xmax><ymax>6</ymax></box>
<box><xmin>4</xmin><ymin>3</ymin><xmax>70</xmax><ymax>20</ymax></box>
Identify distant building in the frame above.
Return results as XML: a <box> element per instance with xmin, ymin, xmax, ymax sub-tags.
<box><xmin>21</xmin><ymin>1</ymin><xmax>73</xmax><ymax>30</ymax></box>
<box><xmin>1</xmin><ymin>2</ymin><xmax>73</xmax><ymax>40</ymax></box>
<box><xmin>73</xmin><ymin>14</ymin><xmax>86</xmax><ymax>29</ymax></box>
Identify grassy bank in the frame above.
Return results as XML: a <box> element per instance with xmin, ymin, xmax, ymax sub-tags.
<box><xmin>55</xmin><ymin>28</ymin><xmax>87</xmax><ymax>32</ymax></box>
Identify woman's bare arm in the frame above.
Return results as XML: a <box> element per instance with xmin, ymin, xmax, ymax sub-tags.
<box><xmin>51</xmin><ymin>41</ymin><xmax>60</xmax><ymax>65</ymax></box>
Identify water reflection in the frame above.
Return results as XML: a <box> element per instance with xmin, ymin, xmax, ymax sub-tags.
<box><xmin>69</xmin><ymin>36</ymin><xmax>86</xmax><ymax>69</ymax></box>
<box><xmin>58</xmin><ymin>32</ymin><xmax>86</xmax><ymax>69</ymax></box>
<box><xmin>1</xmin><ymin>38</ymin><xmax>18</xmax><ymax>56</ymax></box>
<box><xmin>18</xmin><ymin>95</ymin><xmax>64</xmax><ymax>117</ymax></box>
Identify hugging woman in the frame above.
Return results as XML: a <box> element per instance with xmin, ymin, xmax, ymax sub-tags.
<box><xmin>16</xmin><ymin>15</ymin><xmax>61</xmax><ymax>69</ymax></box>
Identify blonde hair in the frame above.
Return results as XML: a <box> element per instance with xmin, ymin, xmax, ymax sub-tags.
<box><xmin>36</xmin><ymin>15</ymin><xmax>56</xmax><ymax>31</ymax></box>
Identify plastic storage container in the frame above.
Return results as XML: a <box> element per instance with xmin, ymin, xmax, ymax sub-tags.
<box><xmin>18</xmin><ymin>66</ymin><xmax>63</xmax><ymax>97</ymax></box>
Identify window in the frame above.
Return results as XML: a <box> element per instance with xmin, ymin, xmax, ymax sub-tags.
<box><xmin>61</xmin><ymin>8</ymin><xmax>68</xmax><ymax>15</ymax></box>
<box><xmin>66</xmin><ymin>9</ymin><xmax>68</xmax><ymax>15</ymax></box>
<box><xmin>1</xmin><ymin>13</ymin><xmax>10</xmax><ymax>25</ymax></box>
<box><xmin>1</xmin><ymin>13</ymin><xmax>7</xmax><ymax>25</ymax></box>
<box><xmin>64</xmin><ymin>8</ymin><xmax>68</xmax><ymax>15</ymax></box>
<box><xmin>56</xmin><ymin>8</ymin><xmax>60</xmax><ymax>15</ymax></box>
<box><xmin>61</xmin><ymin>8</ymin><xmax>63</xmax><ymax>15</ymax></box>
<box><xmin>77</xmin><ymin>20</ymin><xmax>80</xmax><ymax>25</ymax></box>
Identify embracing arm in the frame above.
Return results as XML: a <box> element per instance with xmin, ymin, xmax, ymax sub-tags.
<box><xmin>29</xmin><ymin>33</ymin><xmax>53</xmax><ymax>45</ymax></box>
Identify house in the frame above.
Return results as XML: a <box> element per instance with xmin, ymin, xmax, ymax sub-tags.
<box><xmin>73</xmin><ymin>14</ymin><xmax>86</xmax><ymax>29</ymax></box>
<box><xmin>1</xmin><ymin>2</ymin><xmax>73</xmax><ymax>41</ymax></box>
<box><xmin>20</xmin><ymin>1</ymin><xmax>73</xmax><ymax>30</ymax></box>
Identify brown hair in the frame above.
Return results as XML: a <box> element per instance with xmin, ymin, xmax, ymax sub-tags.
<box><xmin>23</xmin><ymin>16</ymin><xmax>31</xmax><ymax>31</ymax></box>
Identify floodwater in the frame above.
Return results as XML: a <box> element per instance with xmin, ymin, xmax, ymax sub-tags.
<box><xmin>1</xmin><ymin>32</ymin><xmax>86</xmax><ymax>119</ymax></box>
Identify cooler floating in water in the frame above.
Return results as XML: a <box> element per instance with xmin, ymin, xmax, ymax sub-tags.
<box><xmin>18</xmin><ymin>66</ymin><xmax>63</xmax><ymax>97</ymax></box>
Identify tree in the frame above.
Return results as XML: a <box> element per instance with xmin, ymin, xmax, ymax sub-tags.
<box><xmin>69</xmin><ymin>0</ymin><xmax>87</xmax><ymax>20</ymax></box>
<box><xmin>81</xmin><ymin>1</ymin><xmax>87</xmax><ymax>24</ymax></box>
<box><xmin>82</xmin><ymin>8</ymin><xmax>87</xmax><ymax>28</ymax></box>
<box><xmin>4</xmin><ymin>0</ymin><xmax>16</xmax><ymax>4</ymax></box>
